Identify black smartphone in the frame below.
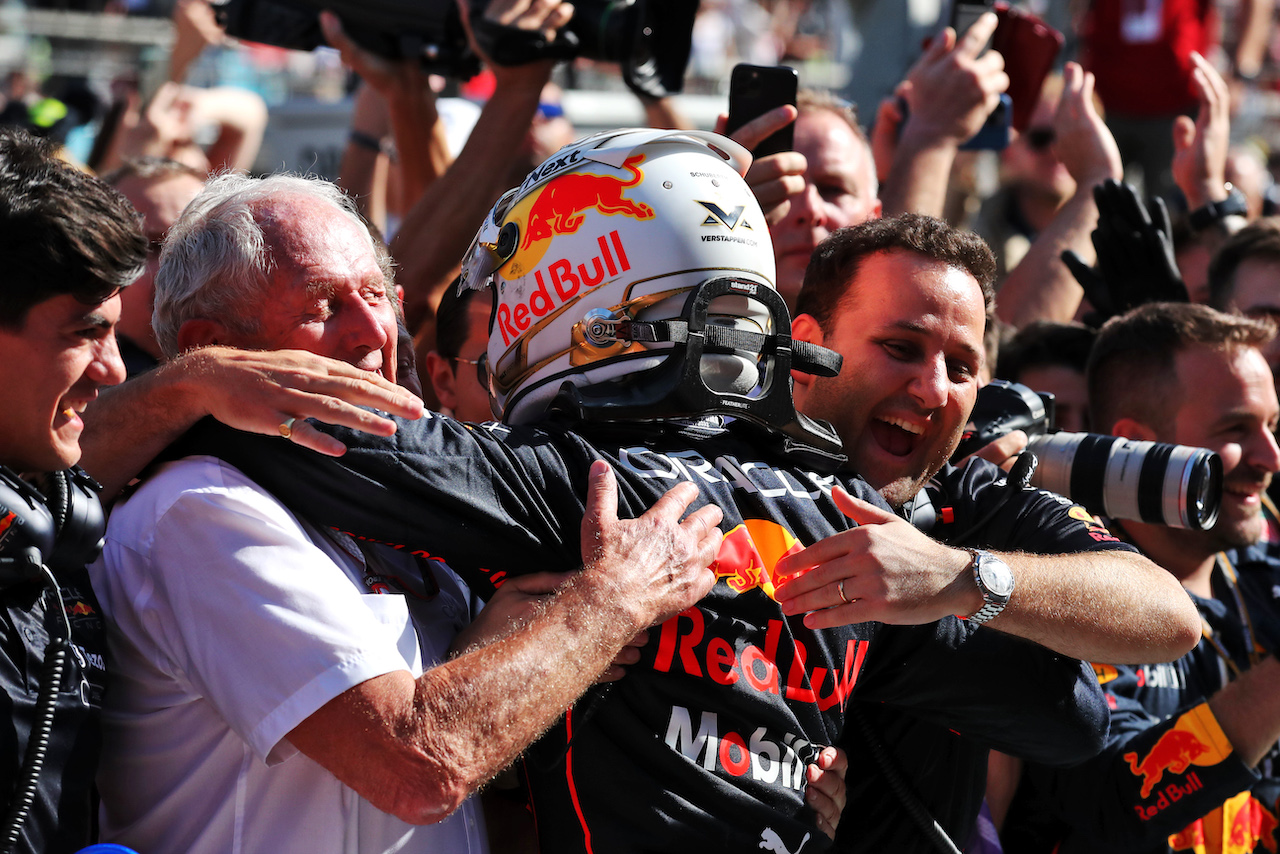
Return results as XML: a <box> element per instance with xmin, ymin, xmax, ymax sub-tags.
<box><xmin>948</xmin><ymin>0</ymin><xmax>1005</xmax><ymax>149</ymax></box>
<box><xmin>950</xmin><ymin>0</ymin><xmax>995</xmax><ymax>51</ymax></box>
<box><xmin>725</xmin><ymin>64</ymin><xmax>799</xmax><ymax>158</ymax></box>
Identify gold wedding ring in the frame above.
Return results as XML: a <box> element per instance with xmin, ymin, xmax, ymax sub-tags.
<box><xmin>278</xmin><ymin>417</ymin><xmax>297</xmax><ymax>439</ymax></box>
<box><xmin>838</xmin><ymin>579</ymin><xmax>850</xmax><ymax>605</ymax></box>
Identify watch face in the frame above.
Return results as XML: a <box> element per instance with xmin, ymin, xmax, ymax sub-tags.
<box><xmin>978</xmin><ymin>557</ymin><xmax>1015</xmax><ymax>598</ymax></box>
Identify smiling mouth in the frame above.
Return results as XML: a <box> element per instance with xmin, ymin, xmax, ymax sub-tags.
<box><xmin>870</xmin><ymin>416</ymin><xmax>923</xmax><ymax>456</ymax></box>
<box><xmin>1224</xmin><ymin>483</ymin><xmax>1266</xmax><ymax>502</ymax></box>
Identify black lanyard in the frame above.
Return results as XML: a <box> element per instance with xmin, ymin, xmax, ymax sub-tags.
<box><xmin>1199</xmin><ymin>552</ymin><xmax>1264</xmax><ymax>679</ymax></box>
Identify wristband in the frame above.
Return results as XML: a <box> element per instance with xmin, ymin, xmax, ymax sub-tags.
<box><xmin>348</xmin><ymin>130</ymin><xmax>387</xmax><ymax>155</ymax></box>
<box><xmin>1188</xmin><ymin>185</ymin><xmax>1248</xmax><ymax>232</ymax></box>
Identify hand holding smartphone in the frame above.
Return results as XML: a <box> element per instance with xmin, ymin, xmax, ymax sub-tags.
<box><xmin>725</xmin><ymin>64</ymin><xmax>799</xmax><ymax>157</ymax></box>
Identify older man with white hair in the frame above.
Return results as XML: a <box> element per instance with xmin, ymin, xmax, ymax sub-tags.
<box><xmin>90</xmin><ymin>171</ymin><xmax>727</xmax><ymax>854</ymax></box>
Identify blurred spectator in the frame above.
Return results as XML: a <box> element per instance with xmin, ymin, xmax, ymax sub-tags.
<box><xmin>970</xmin><ymin>74</ymin><xmax>1076</xmax><ymax>284</ymax></box>
<box><xmin>90</xmin><ymin>0</ymin><xmax>267</xmax><ymax>175</ymax></box>
<box><xmin>839</xmin><ymin>0</ymin><xmax>946</xmax><ymax>119</ymax></box>
<box><xmin>1174</xmin><ymin>213</ymin><xmax>1218</xmax><ymax>304</ymax></box>
<box><xmin>1078</xmin><ymin>0</ymin><xmax>1215</xmax><ymax>200</ymax></box>
<box><xmin>502</xmin><ymin>81</ymin><xmax>577</xmax><ymax>189</ymax></box>
<box><xmin>92</xmin><ymin>79</ymin><xmax>267</xmax><ymax>176</ymax></box>
<box><xmin>1227</xmin><ymin>141</ymin><xmax>1272</xmax><ymax>221</ymax></box>
<box><xmin>1207</xmin><ymin>216</ymin><xmax>1280</xmax><ymax>379</ymax></box>
<box><xmin>995</xmin><ymin>321</ymin><xmax>1097</xmax><ymax>433</ymax></box>
<box><xmin>765</xmin><ymin>89</ymin><xmax>880</xmax><ymax>309</ymax></box>
<box><xmin>770</xmin><ymin>0</ymin><xmax>855</xmax><ymax>71</ymax></box>
<box><xmin>101</xmin><ymin>157</ymin><xmax>205</xmax><ymax>375</ymax></box>
<box><xmin>0</xmin><ymin>71</ymin><xmax>99</xmax><ymax>149</ymax></box>
<box><xmin>990</xmin><ymin>63</ymin><xmax>1123</xmax><ymax>329</ymax></box>
<box><xmin>689</xmin><ymin>0</ymin><xmax>778</xmax><ymax>86</ymax></box>
<box><xmin>726</xmin><ymin>11</ymin><xmax>1007</xmax><ymax>313</ymax></box>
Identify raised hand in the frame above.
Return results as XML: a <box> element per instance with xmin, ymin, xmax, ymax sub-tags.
<box><xmin>715</xmin><ymin>106</ymin><xmax>806</xmax><ymax>224</ymax></box>
<box><xmin>1062</xmin><ymin>179</ymin><xmax>1187</xmax><ymax>324</ymax></box>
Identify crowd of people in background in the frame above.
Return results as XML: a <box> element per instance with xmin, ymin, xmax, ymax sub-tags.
<box><xmin>7</xmin><ymin>0</ymin><xmax>1280</xmax><ymax>853</ymax></box>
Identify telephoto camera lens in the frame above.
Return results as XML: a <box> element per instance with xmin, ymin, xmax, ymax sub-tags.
<box><xmin>1026</xmin><ymin>433</ymin><xmax>1223</xmax><ymax>530</ymax></box>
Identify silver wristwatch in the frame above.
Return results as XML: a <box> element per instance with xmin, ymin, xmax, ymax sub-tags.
<box><xmin>965</xmin><ymin>550</ymin><xmax>1014</xmax><ymax>625</ymax></box>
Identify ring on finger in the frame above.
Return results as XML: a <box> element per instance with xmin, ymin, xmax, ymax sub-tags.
<box><xmin>838</xmin><ymin>578</ymin><xmax>850</xmax><ymax>605</ymax></box>
<box><xmin>279</xmin><ymin>417</ymin><xmax>297</xmax><ymax>439</ymax></box>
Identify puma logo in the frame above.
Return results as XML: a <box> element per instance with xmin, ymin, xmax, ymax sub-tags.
<box><xmin>759</xmin><ymin>828</ymin><xmax>810</xmax><ymax>854</ymax></box>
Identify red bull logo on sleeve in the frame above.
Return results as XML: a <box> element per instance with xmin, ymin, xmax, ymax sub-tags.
<box><xmin>1126</xmin><ymin>706</ymin><xmax>1233</xmax><ymax>801</ymax></box>
<box><xmin>1169</xmin><ymin>791</ymin><xmax>1280</xmax><ymax>854</ymax></box>
<box><xmin>1226</xmin><ymin>793</ymin><xmax>1280</xmax><ymax>854</ymax></box>
<box><xmin>711</xmin><ymin>520</ymin><xmax>803</xmax><ymax>598</ymax></box>
<box><xmin>1067</xmin><ymin>505</ymin><xmax>1122</xmax><ymax>543</ymax></box>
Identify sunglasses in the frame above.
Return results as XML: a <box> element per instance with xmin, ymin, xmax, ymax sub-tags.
<box><xmin>453</xmin><ymin>354</ymin><xmax>489</xmax><ymax>390</ymax></box>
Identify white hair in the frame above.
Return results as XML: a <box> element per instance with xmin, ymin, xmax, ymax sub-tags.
<box><xmin>152</xmin><ymin>172</ymin><xmax>380</xmax><ymax>357</ymax></box>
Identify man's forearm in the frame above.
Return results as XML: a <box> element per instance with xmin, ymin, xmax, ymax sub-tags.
<box><xmin>986</xmin><ymin>549</ymin><xmax>1200</xmax><ymax>663</ymax></box>
<box><xmin>407</xmin><ymin>567</ymin><xmax>657</xmax><ymax>817</ymax></box>
<box><xmin>386</xmin><ymin>86</ymin><xmax>451</xmax><ymax>208</ymax></box>
<box><xmin>79</xmin><ymin>347</ymin><xmax>420</xmax><ymax>500</ymax></box>
<box><xmin>79</xmin><ymin>351</ymin><xmax>211</xmax><ymax>497</ymax></box>
<box><xmin>994</xmin><ymin>189</ymin><xmax>1097</xmax><ymax>327</ymax></box>
<box><xmin>394</xmin><ymin>68</ymin><xmax>550</xmax><ymax>333</ymax></box>
<box><xmin>879</xmin><ymin>127</ymin><xmax>960</xmax><ymax>219</ymax></box>
<box><xmin>288</xmin><ymin>466</ymin><xmax>720</xmax><ymax>824</ymax></box>
<box><xmin>291</xmin><ymin>567</ymin><xmax>654</xmax><ymax>825</ymax></box>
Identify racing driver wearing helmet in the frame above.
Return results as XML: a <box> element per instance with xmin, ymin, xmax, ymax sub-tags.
<box><xmin>176</xmin><ymin>129</ymin><xmax>1111</xmax><ymax>852</ymax></box>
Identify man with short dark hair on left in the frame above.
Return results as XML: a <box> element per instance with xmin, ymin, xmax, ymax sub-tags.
<box><xmin>0</xmin><ymin>126</ymin><xmax>142</xmax><ymax>853</ymax></box>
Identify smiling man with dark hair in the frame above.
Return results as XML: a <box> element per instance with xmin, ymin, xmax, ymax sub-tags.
<box><xmin>0</xmin><ymin>126</ymin><xmax>142</xmax><ymax>853</ymax></box>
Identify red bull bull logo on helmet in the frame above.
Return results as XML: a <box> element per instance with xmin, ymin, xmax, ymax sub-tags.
<box><xmin>519</xmin><ymin>154</ymin><xmax>653</xmax><ymax>251</ymax></box>
<box><xmin>1125</xmin><ymin>705</ymin><xmax>1233</xmax><ymax>802</ymax></box>
<box><xmin>504</xmin><ymin>154</ymin><xmax>655</xmax><ymax>281</ymax></box>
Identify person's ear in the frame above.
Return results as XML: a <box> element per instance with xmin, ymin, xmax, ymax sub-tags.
<box><xmin>1109</xmin><ymin>417</ymin><xmax>1159</xmax><ymax>442</ymax></box>
<box><xmin>423</xmin><ymin>351</ymin><xmax>459</xmax><ymax>412</ymax></box>
<box><xmin>176</xmin><ymin>319</ymin><xmax>227</xmax><ymax>352</ymax></box>
<box><xmin>790</xmin><ymin>313</ymin><xmax>824</xmax><ymax>404</ymax></box>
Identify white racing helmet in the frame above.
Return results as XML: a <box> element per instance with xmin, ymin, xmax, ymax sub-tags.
<box><xmin>461</xmin><ymin>128</ymin><xmax>844</xmax><ymax>462</ymax></box>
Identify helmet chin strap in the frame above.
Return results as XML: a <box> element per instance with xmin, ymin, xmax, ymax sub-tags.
<box><xmin>545</xmin><ymin>276</ymin><xmax>849</xmax><ymax>472</ymax></box>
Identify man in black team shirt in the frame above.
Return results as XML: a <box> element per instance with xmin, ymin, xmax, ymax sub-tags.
<box><xmin>777</xmin><ymin>214</ymin><xmax>1202</xmax><ymax>851</ymax></box>
<box><xmin>0</xmin><ymin>124</ymin><xmax>140</xmax><ymax>854</ymax></box>
<box><xmin>156</xmin><ymin>129</ymin><xmax>1168</xmax><ymax>852</ymax></box>
<box><xmin>1001</xmin><ymin>303</ymin><xmax>1280</xmax><ymax>854</ymax></box>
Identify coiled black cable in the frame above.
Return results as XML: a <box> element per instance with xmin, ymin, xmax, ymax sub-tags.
<box><xmin>0</xmin><ymin>564</ymin><xmax>74</xmax><ymax>854</ymax></box>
